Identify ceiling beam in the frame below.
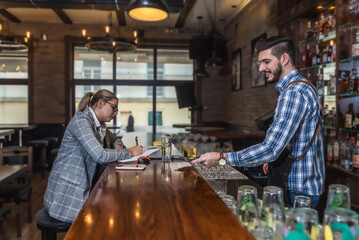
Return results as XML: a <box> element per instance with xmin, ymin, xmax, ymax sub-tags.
<box><xmin>115</xmin><ymin>9</ymin><xmax>126</xmax><ymax>26</ymax></box>
<box><xmin>175</xmin><ymin>0</ymin><xmax>197</xmax><ymax>28</ymax></box>
<box><xmin>53</xmin><ymin>9</ymin><xmax>72</xmax><ymax>24</ymax></box>
<box><xmin>0</xmin><ymin>9</ymin><xmax>21</xmax><ymax>23</ymax></box>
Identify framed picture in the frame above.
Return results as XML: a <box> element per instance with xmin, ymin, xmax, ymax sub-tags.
<box><xmin>231</xmin><ymin>48</ymin><xmax>242</xmax><ymax>91</ymax></box>
<box><xmin>251</xmin><ymin>33</ymin><xmax>267</xmax><ymax>87</ymax></box>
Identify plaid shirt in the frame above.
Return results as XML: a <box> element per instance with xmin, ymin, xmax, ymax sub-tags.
<box><xmin>226</xmin><ymin>70</ymin><xmax>325</xmax><ymax>196</ymax></box>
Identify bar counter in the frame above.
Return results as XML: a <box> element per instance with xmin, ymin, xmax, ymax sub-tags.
<box><xmin>64</xmin><ymin>160</ymin><xmax>254</xmax><ymax>240</ymax></box>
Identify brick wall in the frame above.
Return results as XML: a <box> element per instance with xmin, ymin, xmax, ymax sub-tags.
<box><xmin>200</xmin><ymin>0</ymin><xmax>279</xmax><ymax>128</ymax></box>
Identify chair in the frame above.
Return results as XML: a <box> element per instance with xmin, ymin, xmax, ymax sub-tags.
<box><xmin>0</xmin><ymin>146</ymin><xmax>33</xmax><ymax>237</ymax></box>
<box><xmin>27</xmin><ymin>140</ymin><xmax>48</xmax><ymax>178</ymax></box>
<box><xmin>0</xmin><ymin>207</ymin><xmax>8</xmax><ymax>240</ymax></box>
<box><xmin>42</xmin><ymin>137</ymin><xmax>59</xmax><ymax>169</ymax></box>
<box><xmin>36</xmin><ymin>208</ymin><xmax>71</xmax><ymax>240</ymax></box>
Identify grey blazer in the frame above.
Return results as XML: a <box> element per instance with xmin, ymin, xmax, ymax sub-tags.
<box><xmin>44</xmin><ymin>107</ymin><xmax>130</xmax><ymax>223</ymax></box>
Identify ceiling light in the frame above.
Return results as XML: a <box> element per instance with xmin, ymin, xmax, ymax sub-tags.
<box><xmin>128</xmin><ymin>0</ymin><xmax>169</xmax><ymax>22</ymax></box>
<box><xmin>0</xmin><ymin>23</ymin><xmax>27</xmax><ymax>51</ymax></box>
<box><xmin>85</xmin><ymin>13</ymin><xmax>136</xmax><ymax>53</ymax></box>
<box><xmin>194</xmin><ymin>59</ymin><xmax>209</xmax><ymax>77</ymax></box>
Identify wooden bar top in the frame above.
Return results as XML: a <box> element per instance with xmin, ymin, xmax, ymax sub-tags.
<box><xmin>65</xmin><ymin>161</ymin><xmax>254</xmax><ymax>240</ymax></box>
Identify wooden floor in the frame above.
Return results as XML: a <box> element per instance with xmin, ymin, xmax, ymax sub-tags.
<box><xmin>1</xmin><ymin>170</ymin><xmax>67</xmax><ymax>240</ymax></box>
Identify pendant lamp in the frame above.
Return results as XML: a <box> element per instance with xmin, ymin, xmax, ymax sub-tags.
<box><xmin>0</xmin><ymin>24</ymin><xmax>27</xmax><ymax>51</ymax></box>
<box><xmin>205</xmin><ymin>0</ymin><xmax>223</xmax><ymax>68</ymax></box>
<box><xmin>194</xmin><ymin>59</ymin><xmax>209</xmax><ymax>77</ymax></box>
<box><xmin>128</xmin><ymin>0</ymin><xmax>169</xmax><ymax>22</ymax></box>
<box><xmin>85</xmin><ymin>13</ymin><xmax>136</xmax><ymax>53</ymax></box>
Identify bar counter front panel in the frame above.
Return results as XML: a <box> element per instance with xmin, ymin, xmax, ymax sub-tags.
<box><xmin>65</xmin><ymin>161</ymin><xmax>254</xmax><ymax>240</ymax></box>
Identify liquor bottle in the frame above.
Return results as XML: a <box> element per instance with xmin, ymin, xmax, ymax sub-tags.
<box><xmin>333</xmin><ymin>135</ymin><xmax>341</xmax><ymax>164</ymax></box>
<box><xmin>354</xmin><ymin>70</ymin><xmax>359</xmax><ymax>93</ymax></box>
<box><xmin>327</xmin><ymin>45</ymin><xmax>332</xmax><ymax>62</ymax></box>
<box><xmin>327</xmin><ymin>137</ymin><xmax>334</xmax><ymax>163</ymax></box>
<box><xmin>332</xmin><ymin>43</ymin><xmax>336</xmax><ymax>62</ymax></box>
<box><xmin>322</xmin><ymin>46</ymin><xmax>328</xmax><ymax>64</ymax></box>
<box><xmin>330</xmin><ymin>75</ymin><xmax>336</xmax><ymax>95</ymax></box>
<box><xmin>316</xmin><ymin>45</ymin><xmax>321</xmax><ymax>65</ymax></box>
<box><xmin>352</xmin><ymin>134</ymin><xmax>359</xmax><ymax>171</ymax></box>
<box><xmin>304</xmin><ymin>21</ymin><xmax>313</xmax><ymax>39</ymax></box>
<box><xmin>311</xmin><ymin>45</ymin><xmax>317</xmax><ymax>66</ymax></box>
<box><xmin>356</xmin><ymin>106</ymin><xmax>359</xmax><ymax>129</ymax></box>
<box><xmin>301</xmin><ymin>45</ymin><xmax>309</xmax><ymax>68</ymax></box>
<box><xmin>348</xmin><ymin>69</ymin><xmax>356</xmax><ymax>94</ymax></box>
<box><xmin>352</xmin><ymin>29</ymin><xmax>359</xmax><ymax>57</ymax></box>
<box><xmin>319</xmin><ymin>13</ymin><xmax>326</xmax><ymax>34</ymax></box>
<box><xmin>339</xmin><ymin>71</ymin><xmax>348</xmax><ymax>94</ymax></box>
<box><xmin>339</xmin><ymin>134</ymin><xmax>348</xmax><ymax>162</ymax></box>
<box><xmin>345</xmin><ymin>103</ymin><xmax>355</xmax><ymax>129</ymax></box>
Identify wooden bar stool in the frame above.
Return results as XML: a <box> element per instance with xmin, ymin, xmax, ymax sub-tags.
<box><xmin>35</xmin><ymin>208</ymin><xmax>71</xmax><ymax>240</ymax></box>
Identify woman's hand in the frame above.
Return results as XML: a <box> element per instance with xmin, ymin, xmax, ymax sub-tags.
<box><xmin>191</xmin><ymin>152</ymin><xmax>221</xmax><ymax>168</ymax></box>
<box><xmin>129</xmin><ymin>145</ymin><xmax>143</xmax><ymax>156</ymax></box>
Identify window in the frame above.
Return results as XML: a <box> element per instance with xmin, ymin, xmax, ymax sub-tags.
<box><xmin>0</xmin><ymin>49</ymin><xmax>29</xmax><ymax>124</ymax></box>
<box><xmin>72</xmin><ymin>45</ymin><xmax>193</xmax><ymax>142</ymax></box>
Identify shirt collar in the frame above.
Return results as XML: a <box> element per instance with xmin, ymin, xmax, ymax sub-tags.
<box><xmin>89</xmin><ymin>107</ymin><xmax>107</xmax><ymax>130</ymax></box>
<box><xmin>275</xmin><ymin>69</ymin><xmax>299</xmax><ymax>93</ymax></box>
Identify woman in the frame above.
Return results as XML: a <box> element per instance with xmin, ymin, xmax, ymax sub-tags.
<box><xmin>44</xmin><ymin>89</ymin><xmax>143</xmax><ymax>223</ymax></box>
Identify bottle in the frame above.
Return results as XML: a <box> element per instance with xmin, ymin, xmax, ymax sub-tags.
<box><xmin>333</xmin><ymin>135</ymin><xmax>341</xmax><ymax>164</ymax></box>
<box><xmin>354</xmin><ymin>70</ymin><xmax>359</xmax><ymax>93</ymax></box>
<box><xmin>311</xmin><ymin>45</ymin><xmax>317</xmax><ymax>66</ymax></box>
<box><xmin>327</xmin><ymin>45</ymin><xmax>332</xmax><ymax>63</ymax></box>
<box><xmin>356</xmin><ymin>106</ymin><xmax>359</xmax><ymax>129</ymax></box>
<box><xmin>301</xmin><ymin>47</ymin><xmax>307</xmax><ymax>69</ymax></box>
<box><xmin>322</xmin><ymin>46</ymin><xmax>328</xmax><ymax>64</ymax></box>
<box><xmin>330</xmin><ymin>75</ymin><xmax>336</xmax><ymax>95</ymax></box>
<box><xmin>327</xmin><ymin>137</ymin><xmax>335</xmax><ymax>163</ymax></box>
<box><xmin>352</xmin><ymin>29</ymin><xmax>359</xmax><ymax>57</ymax></box>
<box><xmin>316</xmin><ymin>45</ymin><xmax>321</xmax><ymax>65</ymax></box>
<box><xmin>348</xmin><ymin>69</ymin><xmax>356</xmax><ymax>94</ymax></box>
<box><xmin>304</xmin><ymin>21</ymin><xmax>313</xmax><ymax>39</ymax></box>
<box><xmin>339</xmin><ymin>134</ymin><xmax>348</xmax><ymax>162</ymax></box>
<box><xmin>352</xmin><ymin>134</ymin><xmax>359</xmax><ymax>171</ymax></box>
<box><xmin>345</xmin><ymin>103</ymin><xmax>355</xmax><ymax>129</ymax></box>
<box><xmin>339</xmin><ymin>71</ymin><xmax>348</xmax><ymax>94</ymax></box>
<box><xmin>332</xmin><ymin>43</ymin><xmax>336</xmax><ymax>62</ymax></box>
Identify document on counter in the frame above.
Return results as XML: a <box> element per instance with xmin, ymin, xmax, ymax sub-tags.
<box><xmin>118</xmin><ymin>146</ymin><xmax>160</xmax><ymax>163</ymax></box>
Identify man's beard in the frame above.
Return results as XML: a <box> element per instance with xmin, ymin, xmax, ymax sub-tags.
<box><xmin>265</xmin><ymin>63</ymin><xmax>283</xmax><ymax>84</ymax></box>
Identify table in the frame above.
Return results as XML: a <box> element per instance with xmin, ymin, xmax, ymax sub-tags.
<box><xmin>64</xmin><ymin>161</ymin><xmax>254</xmax><ymax>240</ymax></box>
<box><xmin>0</xmin><ymin>165</ymin><xmax>28</xmax><ymax>187</ymax></box>
<box><xmin>0</xmin><ymin>124</ymin><xmax>37</xmax><ymax>147</ymax></box>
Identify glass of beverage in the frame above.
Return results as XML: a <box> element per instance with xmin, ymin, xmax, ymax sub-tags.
<box><xmin>326</xmin><ymin>184</ymin><xmax>351</xmax><ymax>209</ymax></box>
<box><xmin>161</xmin><ymin>136</ymin><xmax>172</xmax><ymax>164</ymax></box>
<box><xmin>323</xmin><ymin>207</ymin><xmax>359</xmax><ymax>240</ymax></box>
<box><xmin>237</xmin><ymin>185</ymin><xmax>260</xmax><ymax>231</ymax></box>
<box><xmin>283</xmin><ymin>208</ymin><xmax>320</xmax><ymax>240</ymax></box>
<box><xmin>260</xmin><ymin>186</ymin><xmax>285</xmax><ymax>237</ymax></box>
<box><xmin>293</xmin><ymin>195</ymin><xmax>311</xmax><ymax>208</ymax></box>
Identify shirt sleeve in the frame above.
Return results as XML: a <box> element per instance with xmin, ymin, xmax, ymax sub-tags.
<box><xmin>226</xmin><ymin>89</ymin><xmax>308</xmax><ymax>167</ymax></box>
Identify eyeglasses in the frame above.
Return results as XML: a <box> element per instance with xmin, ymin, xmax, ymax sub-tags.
<box><xmin>105</xmin><ymin>101</ymin><xmax>118</xmax><ymax>113</ymax></box>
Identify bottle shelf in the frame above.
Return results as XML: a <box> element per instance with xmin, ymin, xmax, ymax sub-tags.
<box><xmin>323</xmin><ymin>125</ymin><xmax>336</xmax><ymax>130</ymax></box>
<box><xmin>298</xmin><ymin>30</ymin><xmax>336</xmax><ymax>45</ymax></box>
<box><xmin>299</xmin><ymin>62</ymin><xmax>336</xmax><ymax>71</ymax></box>
<box><xmin>339</xmin><ymin>93</ymin><xmax>359</xmax><ymax>97</ymax></box>
<box><xmin>340</xmin><ymin>128</ymin><xmax>359</xmax><ymax>133</ymax></box>
<box><xmin>339</xmin><ymin>55</ymin><xmax>359</xmax><ymax>62</ymax></box>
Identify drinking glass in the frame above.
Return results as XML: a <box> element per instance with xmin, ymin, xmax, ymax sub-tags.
<box><xmin>161</xmin><ymin>136</ymin><xmax>172</xmax><ymax>164</ymax></box>
<box><xmin>161</xmin><ymin>161</ymin><xmax>172</xmax><ymax>182</ymax></box>
<box><xmin>237</xmin><ymin>185</ymin><xmax>260</xmax><ymax>231</ymax></box>
<box><xmin>326</xmin><ymin>184</ymin><xmax>351</xmax><ymax>209</ymax></box>
<box><xmin>283</xmin><ymin>208</ymin><xmax>320</xmax><ymax>240</ymax></box>
<box><xmin>293</xmin><ymin>195</ymin><xmax>311</xmax><ymax>208</ymax></box>
<box><xmin>260</xmin><ymin>186</ymin><xmax>285</xmax><ymax>237</ymax></box>
<box><xmin>323</xmin><ymin>207</ymin><xmax>359</xmax><ymax>240</ymax></box>
<box><xmin>222</xmin><ymin>195</ymin><xmax>237</xmax><ymax>215</ymax></box>
<box><xmin>250</xmin><ymin>226</ymin><xmax>274</xmax><ymax>240</ymax></box>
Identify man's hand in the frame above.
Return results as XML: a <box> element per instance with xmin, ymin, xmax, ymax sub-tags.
<box><xmin>129</xmin><ymin>145</ymin><xmax>143</xmax><ymax>156</ymax></box>
<box><xmin>191</xmin><ymin>152</ymin><xmax>221</xmax><ymax>168</ymax></box>
<box><xmin>263</xmin><ymin>163</ymin><xmax>268</xmax><ymax>175</ymax></box>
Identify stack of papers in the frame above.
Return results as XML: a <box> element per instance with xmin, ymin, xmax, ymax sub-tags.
<box><xmin>118</xmin><ymin>146</ymin><xmax>160</xmax><ymax>163</ymax></box>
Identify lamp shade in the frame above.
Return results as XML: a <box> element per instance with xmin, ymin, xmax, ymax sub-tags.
<box><xmin>194</xmin><ymin>59</ymin><xmax>209</xmax><ymax>77</ymax></box>
<box><xmin>128</xmin><ymin>0</ymin><xmax>169</xmax><ymax>22</ymax></box>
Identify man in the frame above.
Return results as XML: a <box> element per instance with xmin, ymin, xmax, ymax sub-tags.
<box><xmin>192</xmin><ymin>36</ymin><xmax>324</xmax><ymax>208</ymax></box>
<box><xmin>126</xmin><ymin>111</ymin><xmax>134</xmax><ymax>132</ymax></box>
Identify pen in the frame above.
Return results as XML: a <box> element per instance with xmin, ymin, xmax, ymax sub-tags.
<box><xmin>135</xmin><ymin>136</ymin><xmax>138</xmax><ymax>146</ymax></box>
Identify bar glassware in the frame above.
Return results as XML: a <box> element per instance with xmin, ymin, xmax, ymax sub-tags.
<box><xmin>283</xmin><ymin>208</ymin><xmax>320</xmax><ymax>240</ymax></box>
<box><xmin>161</xmin><ymin>136</ymin><xmax>172</xmax><ymax>164</ymax></box>
<box><xmin>326</xmin><ymin>184</ymin><xmax>351</xmax><ymax>209</ymax></box>
<box><xmin>236</xmin><ymin>185</ymin><xmax>260</xmax><ymax>231</ymax></box>
<box><xmin>293</xmin><ymin>195</ymin><xmax>311</xmax><ymax>208</ymax></box>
